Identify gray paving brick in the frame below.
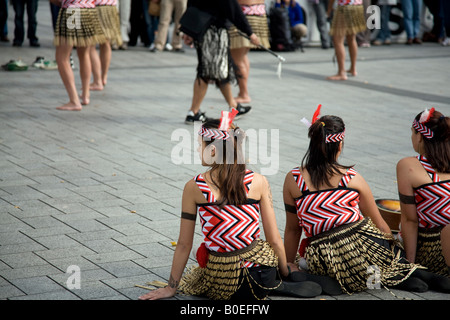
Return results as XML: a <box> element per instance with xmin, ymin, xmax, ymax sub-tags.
<box><xmin>10</xmin><ymin>276</ymin><xmax>64</xmax><ymax>295</ymax></box>
<box><xmin>0</xmin><ymin>264</ymin><xmax>62</xmax><ymax>281</ymax></box>
<box><xmin>9</xmin><ymin>290</ymin><xmax>81</xmax><ymax>300</ymax></box>
<box><xmin>97</xmin><ymin>261</ymin><xmax>149</xmax><ymax>278</ymax></box>
<box><xmin>0</xmin><ymin>252</ymin><xmax>48</xmax><ymax>269</ymax></box>
<box><xmin>83</xmin><ymin>250</ymin><xmax>145</xmax><ymax>265</ymax></box>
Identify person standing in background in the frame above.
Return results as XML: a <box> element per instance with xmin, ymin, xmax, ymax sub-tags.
<box><xmin>151</xmin><ymin>0</ymin><xmax>187</xmax><ymax>52</ymax></box>
<box><xmin>402</xmin><ymin>0</ymin><xmax>423</xmax><ymax>44</ymax></box>
<box><xmin>11</xmin><ymin>0</ymin><xmax>39</xmax><ymax>46</ymax></box>
<box><xmin>183</xmin><ymin>0</ymin><xmax>260</xmax><ymax>124</ymax></box>
<box><xmin>0</xmin><ymin>0</ymin><xmax>9</xmax><ymax>42</ymax></box>
<box><xmin>308</xmin><ymin>0</ymin><xmax>331</xmax><ymax>49</ymax></box>
<box><xmin>355</xmin><ymin>0</ymin><xmax>371</xmax><ymax>47</ymax></box>
<box><xmin>326</xmin><ymin>0</ymin><xmax>366</xmax><ymax>80</ymax></box>
<box><xmin>53</xmin><ymin>0</ymin><xmax>106</xmax><ymax>110</ymax></box>
<box><xmin>372</xmin><ymin>0</ymin><xmax>397</xmax><ymax>46</ymax></box>
<box><xmin>116</xmin><ymin>0</ymin><xmax>131</xmax><ymax>49</ymax></box>
<box><xmin>229</xmin><ymin>0</ymin><xmax>271</xmax><ymax>104</ymax></box>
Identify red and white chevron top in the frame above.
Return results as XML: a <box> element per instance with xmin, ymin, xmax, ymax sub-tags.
<box><xmin>194</xmin><ymin>170</ymin><xmax>261</xmax><ymax>267</ymax></box>
<box><xmin>292</xmin><ymin>167</ymin><xmax>363</xmax><ymax>238</ymax></box>
<box><xmin>414</xmin><ymin>155</ymin><xmax>450</xmax><ymax>228</ymax></box>
<box><xmin>62</xmin><ymin>0</ymin><xmax>96</xmax><ymax>8</ymax></box>
<box><xmin>95</xmin><ymin>0</ymin><xmax>117</xmax><ymax>6</ymax></box>
<box><xmin>241</xmin><ymin>4</ymin><xmax>266</xmax><ymax>16</ymax></box>
<box><xmin>338</xmin><ymin>0</ymin><xmax>363</xmax><ymax>5</ymax></box>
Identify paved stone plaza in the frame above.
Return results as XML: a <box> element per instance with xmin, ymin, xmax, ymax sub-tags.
<box><xmin>1</xmin><ymin>1</ymin><xmax>449</xmax><ymax>301</ymax></box>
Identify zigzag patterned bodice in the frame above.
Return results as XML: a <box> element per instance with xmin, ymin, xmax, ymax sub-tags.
<box><xmin>62</xmin><ymin>0</ymin><xmax>96</xmax><ymax>8</ymax></box>
<box><xmin>195</xmin><ymin>170</ymin><xmax>261</xmax><ymax>255</ymax></box>
<box><xmin>414</xmin><ymin>156</ymin><xmax>450</xmax><ymax>228</ymax></box>
<box><xmin>292</xmin><ymin>167</ymin><xmax>363</xmax><ymax>238</ymax></box>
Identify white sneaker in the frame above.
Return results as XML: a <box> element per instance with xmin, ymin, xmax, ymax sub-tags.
<box><xmin>32</xmin><ymin>56</ymin><xmax>45</xmax><ymax>68</ymax></box>
<box><xmin>164</xmin><ymin>43</ymin><xmax>173</xmax><ymax>51</ymax></box>
<box><xmin>149</xmin><ymin>43</ymin><xmax>155</xmax><ymax>51</ymax></box>
<box><xmin>442</xmin><ymin>37</ymin><xmax>450</xmax><ymax>46</ymax></box>
<box><xmin>40</xmin><ymin>60</ymin><xmax>58</xmax><ymax>70</ymax></box>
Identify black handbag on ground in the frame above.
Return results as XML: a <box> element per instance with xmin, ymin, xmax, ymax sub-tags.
<box><xmin>179</xmin><ymin>6</ymin><xmax>214</xmax><ymax>41</ymax></box>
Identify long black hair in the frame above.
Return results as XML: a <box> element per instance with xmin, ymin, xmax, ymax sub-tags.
<box><xmin>201</xmin><ymin>119</ymin><xmax>247</xmax><ymax>206</ymax></box>
<box><xmin>414</xmin><ymin>109</ymin><xmax>450</xmax><ymax>173</ymax></box>
<box><xmin>301</xmin><ymin>115</ymin><xmax>353</xmax><ymax>189</ymax></box>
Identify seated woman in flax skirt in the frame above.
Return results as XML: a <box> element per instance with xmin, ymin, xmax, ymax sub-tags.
<box><xmin>283</xmin><ymin>104</ymin><xmax>450</xmax><ymax>295</ymax></box>
<box><xmin>139</xmin><ymin>110</ymin><xmax>321</xmax><ymax>300</ymax></box>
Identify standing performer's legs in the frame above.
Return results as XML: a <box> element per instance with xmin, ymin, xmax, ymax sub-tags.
<box><xmin>99</xmin><ymin>42</ymin><xmax>111</xmax><ymax>86</ymax></box>
<box><xmin>327</xmin><ymin>34</ymin><xmax>347</xmax><ymax>80</ymax></box>
<box><xmin>77</xmin><ymin>46</ymin><xmax>92</xmax><ymax>106</ymax></box>
<box><xmin>189</xmin><ymin>79</ymin><xmax>208</xmax><ymax>115</ymax></box>
<box><xmin>56</xmin><ymin>44</ymin><xmax>83</xmax><ymax>111</ymax></box>
<box><xmin>346</xmin><ymin>34</ymin><xmax>358</xmax><ymax>76</ymax></box>
<box><xmin>89</xmin><ymin>45</ymin><xmax>104</xmax><ymax>91</ymax></box>
<box><xmin>219</xmin><ymin>82</ymin><xmax>238</xmax><ymax>109</ymax></box>
<box><xmin>230</xmin><ymin>47</ymin><xmax>251</xmax><ymax>104</ymax></box>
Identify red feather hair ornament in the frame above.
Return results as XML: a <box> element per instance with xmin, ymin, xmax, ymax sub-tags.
<box><xmin>311</xmin><ymin>104</ymin><xmax>322</xmax><ymax>124</ymax></box>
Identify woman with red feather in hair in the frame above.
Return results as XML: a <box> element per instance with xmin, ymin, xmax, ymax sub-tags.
<box><xmin>283</xmin><ymin>104</ymin><xmax>450</xmax><ymax>295</ymax></box>
<box><xmin>139</xmin><ymin>109</ymin><xmax>321</xmax><ymax>300</ymax></box>
<box><xmin>397</xmin><ymin>108</ymin><xmax>450</xmax><ymax>279</ymax></box>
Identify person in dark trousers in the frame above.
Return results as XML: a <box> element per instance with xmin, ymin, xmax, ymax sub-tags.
<box><xmin>11</xmin><ymin>0</ymin><xmax>39</xmax><ymax>46</ymax></box>
<box><xmin>0</xmin><ymin>0</ymin><xmax>9</xmax><ymax>42</ymax></box>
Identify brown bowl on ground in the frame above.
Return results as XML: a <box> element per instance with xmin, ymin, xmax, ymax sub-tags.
<box><xmin>375</xmin><ymin>199</ymin><xmax>401</xmax><ymax>232</ymax></box>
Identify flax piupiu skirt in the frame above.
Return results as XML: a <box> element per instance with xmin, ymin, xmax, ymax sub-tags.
<box><xmin>96</xmin><ymin>5</ymin><xmax>123</xmax><ymax>46</ymax></box>
<box><xmin>178</xmin><ymin>239</ymin><xmax>279</xmax><ymax>300</ymax></box>
<box><xmin>416</xmin><ymin>227</ymin><xmax>449</xmax><ymax>277</ymax></box>
<box><xmin>53</xmin><ymin>7</ymin><xmax>106</xmax><ymax>47</ymax></box>
<box><xmin>229</xmin><ymin>14</ymin><xmax>270</xmax><ymax>49</ymax></box>
<box><xmin>330</xmin><ymin>4</ymin><xmax>366</xmax><ymax>37</ymax></box>
<box><xmin>303</xmin><ymin>218</ymin><xmax>423</xmax><ymax>294</ymax></box>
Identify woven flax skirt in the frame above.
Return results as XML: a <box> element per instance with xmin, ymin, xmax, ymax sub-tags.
<box><xmin>330</xmin><ymin>5</ymin><xmax>366</xmax><ymax>37</ymax></box>
<box><xmin>54</xmin><ymin>8</ymin><xmax>106</xmax><ymax>47</ymax></box>
<box><xmin>178</xmin><ymin>239</ymin><xmax>279</xmax><ymax>300</ymax></box>
<box><xmin>304</xmin><ymin>218</ymin><xmax>422</xmax><ymax>294</ymax></box>
<box><xmin>229</xmin><ymin>15</ymin><xmax>270</xmax><ymax>49</ymax></box>
<box><xmin>416</xmin><ymin>227</ymin><xmax>449</xmax><ymax>277</ymax></box>
<box><xmin>96</xmin><ymin>5</ymin><xmax>123</xmax><ymax>46</ymax></box>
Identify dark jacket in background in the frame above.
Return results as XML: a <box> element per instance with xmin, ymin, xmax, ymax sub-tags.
<box><xmin>187</xmin><ymin>0</ymin><xmax>253</xmax><ymax>36</ymax></box>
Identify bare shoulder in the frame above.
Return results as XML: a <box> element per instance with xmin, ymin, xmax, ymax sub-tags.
<box><xmin>396</xmin><ymin>156</ymin><xmax>419</xmax><ymax>169</ymax></box>
<box><xmin>251</xmin><ymin>172</ymin><xmax>268</xmax><ymax>188</ymax></box>
<box><xmin>347</xmin><ymin>170</ymin><xmax>371</xmax><ymax>191</ymax></box>
<box><xmin>184</xmin><ymin>177</ymin><xmax>197</xmax><ymax>191</ymax></box>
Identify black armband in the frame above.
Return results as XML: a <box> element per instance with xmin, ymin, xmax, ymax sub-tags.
<box><xmin>181</xmin><ymin>211</ymin><xmax>197</xmax><ymax>221</ymax></box>
<box><xmin>284</xmin><ymin>203</ymin><xmax>297</xmax><ymax>214</ymax></box>
<box><xmin>399</xmin><ymin>193</ymin><xmax>415</xmax><ymax>205</ymax></box>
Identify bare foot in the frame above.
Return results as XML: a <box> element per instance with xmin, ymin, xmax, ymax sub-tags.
<box><xmin>326</xmin><ymin>73</ymin><xmax>348</xmax><ymax>81</ymax></box>
<box><xmin>56</xmin><ymin>102</ymin><xmax>82</xmax><ymax>111</ymax></box>
<box><xmin>234</xmin><ymin>96</ymin><xmax>251</xmax><ymax>104</ymax></box>
<box><xmin>346</xmin><ymin>69</ymin><xmax>357</xmax><ymax>77</ymax></box>
<box><xmin>90</xmin><ymin>83</ymin><xmax>104</xmax><ymax>91</ymax></box>
<box><xmin>80</xmin><ymin>96</ymin><xmax>90</xmax><ymax>105</ymax></box>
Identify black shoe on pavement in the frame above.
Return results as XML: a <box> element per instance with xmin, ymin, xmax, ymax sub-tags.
<box><xmin>234</xmin><ymin>103</ymin><xmax>252</xmax><ymax>119</ymax></box>
<box><xmin>185</xmin><ymin>110</ymin><xmax>209</xmax><ymax>124</ymax></box>
<box><xmin>30</xmin><ymin>41</ymin><xmax>40</xmax><ymax>47</ymax></box>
